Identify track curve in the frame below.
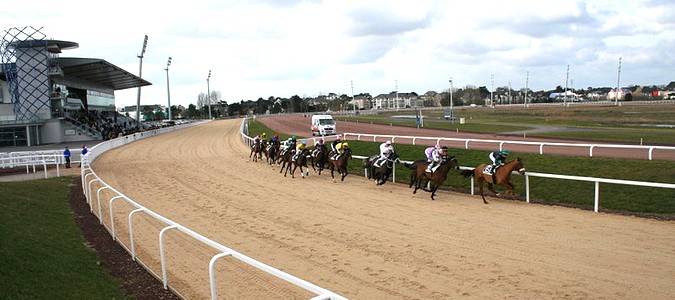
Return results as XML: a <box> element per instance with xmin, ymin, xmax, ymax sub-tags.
<box><xmin>92</xmin><ymin>119</ymin><xmax>675</xmax><ymax>299</ymax></box>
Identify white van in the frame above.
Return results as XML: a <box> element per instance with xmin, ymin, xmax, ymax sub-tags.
<box><xmin>311</xmin><ymin>114</ymin><xmax>336</xmax><ymax>136</ymax></box>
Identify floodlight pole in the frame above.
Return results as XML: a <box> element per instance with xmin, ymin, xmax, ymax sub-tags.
<box><xmin>615</xmin><ymin>57</ymin><xmax>622</xmax><ymax>105</ymax></box>
<box><xmin>351</xmin><ymin>80</ymin><xmax>355</xmax><ymax>115</ymax></box>
<box><xmin>449</xmin><ymin>77</ymin><xmax>454</xmax><ymax>124</ymax></box>
<box><xmin>165</xmin><ymin>57</ymin><xmax>172</xmax><ymax>120</ymax></box>
<box><xmin>490</xmin><ymin>74</ymin><xmax>494</xmax><ymax>107</ymax></box>
<box><xmin>135</xmin><ymin>35</ymin><xmax>148</xmax><ymax>130</ymax></box>
<box><xmin>525</xmin><ymin>71</ymin><xmax>529</xmax><ymax>107</ymax></box>
<box><xmin>207</xmin><ymin>70</ymin><xmax>212</xmax><ymax>119</ymax></box>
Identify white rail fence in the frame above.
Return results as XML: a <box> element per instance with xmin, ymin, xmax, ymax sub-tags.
<box><xmin>82</xmin><ymin>120</ymin><xmax>348</xmax><ymax>300</ymax></box>
<box><xmin>0</xmin><ymin>152</ymin><xmax>63</xmax><ymax>178</ymax></box>
<box><xmin>241</xmin><ymin>123</ymin><xmax>675</xmax><ymax>214</ymax></box>
<box><xmin>343</xmin><ymin>132</ymin><xmax>675</xmax><ymax>161</ymax></box>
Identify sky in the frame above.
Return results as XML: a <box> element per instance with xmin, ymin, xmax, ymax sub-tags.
<box><xmin>2</xmin><ymin>0</ymin><xmax>674</xmax><ymax>108</ymax></box>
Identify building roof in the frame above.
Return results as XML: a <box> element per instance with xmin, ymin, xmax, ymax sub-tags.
<box><xmin>54</xmin><ymin>57</ymin><xmax>151</xmax><ymax>90</ymax></box>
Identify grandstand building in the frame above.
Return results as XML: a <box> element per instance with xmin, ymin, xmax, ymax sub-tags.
<box><xmin>0</xmin><ymin>27</ymin><xmax>150</xmax><ymax>147</ymax></box>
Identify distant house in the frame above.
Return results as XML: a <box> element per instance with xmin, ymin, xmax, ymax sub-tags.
<box><xmin>373</xmin><ymin>92</ymin><xmax>418</xmax><ymax>109</ymax></box>
<box><xmin>607</xmin><ymin>88</ymin><xmax>631</xmax><ymax>101</ymax></box>
<box><xmin>349</xmin><ymin>94</ymin><xmax>372</xmax><ymax>110</ymax></box>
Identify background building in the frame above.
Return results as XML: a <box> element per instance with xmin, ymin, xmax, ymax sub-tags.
<box><xmin>0</xmin><ymin>26</ymin><xmax>150</xmax><ymax>147</ymax></box>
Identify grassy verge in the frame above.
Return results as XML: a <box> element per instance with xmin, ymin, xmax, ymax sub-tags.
<box><xmin>337</xmin><ymin>104</ymin><xmax>675</xmax><ymax>145</ymax></box>
<box><xmin>0</xmin><ymin>177</ymin><xmax>130</xmax><ymax>299</ymax></box>
<box><xmin>247</xmin><ymin>118</ymin><xmax>675</xmax><ymax>217</ymax></box>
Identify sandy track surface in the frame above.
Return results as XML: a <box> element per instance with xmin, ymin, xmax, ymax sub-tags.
<box><xmin>92</xmin><ymin>119</ymin><xmax>675</xmax><ymax>299</ymax></box>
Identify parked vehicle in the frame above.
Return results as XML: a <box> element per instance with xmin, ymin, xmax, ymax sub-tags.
<box><xmin>311</xmin><ymin>114</ymin><xmax>336</xmax><ymax>136</ymax></box>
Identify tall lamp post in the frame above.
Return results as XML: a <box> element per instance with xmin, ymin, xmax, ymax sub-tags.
<box><xmin>207</xmin><ymin>70</ymin><xmax>212</xmax><ymax>119</ymax></box>
<box><xmin>135</xmin><ymin>35</ymin><xmax>148</xmax><ymax>129</ymax></box>
<box><xmin>351</xmin><ymin>80</ymin><xmax>355</xmax><ymax>115</ymax></box>
<box><xmin>165</xmin><ymin>57</ymin><xmax>172</xmax><ymax>120</ymax></box>
<box><xmin>449</xmin><ymin>77</ymin><xmax>454</xmax><ymax>123</ymax></box>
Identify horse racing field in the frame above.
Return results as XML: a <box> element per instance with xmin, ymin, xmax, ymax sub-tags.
<box><xmin>89</xmin><ymin>118</ymin><xmax>675</xmax><ymax>299</ymax></box>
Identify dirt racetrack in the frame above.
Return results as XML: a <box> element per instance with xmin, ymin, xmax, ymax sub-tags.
<box><xmin>91</xmin><ymin>119</ymin><xmax>675</xmax><ymax>299</ymax></box>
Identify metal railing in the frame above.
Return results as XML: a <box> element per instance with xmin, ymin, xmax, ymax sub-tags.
<box><xmin>240</xmin><ymin>122</ymin><xmax>674</xmax><ymax>214</ymax></box>
<box><xmin>343</xmin><ymin>132</ymin><xmax>675</xmax><ymax>161</ymax></box>
<box><xmin>83</xmin><ymin>120</ymin><xmax>348</xmax><ymax>300</ymax></box>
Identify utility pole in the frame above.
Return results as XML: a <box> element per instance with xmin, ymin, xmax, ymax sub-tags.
<box><xmin>351</xmin><ymin>80</ymin><xmax>355</xmax><ymax>115</ymax></box>
<box><xmin>135</xmin><ymin>35</ymin><xmax>148</xmax><ymax>129</ymax></box>
<box><xmin>207</xmin><ymin>70</ymin><xmax>212</xmax><ymax>119</ymax></box>
<box><xmin>395</xmin><ymin>80</ymin><xmax>399</xmax><ymax>110</ymax></box>
<box><xmin>449</xmin><ymin>77</ymin><xmax>454</xmax><ymax>124</ymax></box>
<box><xmin>564</xmin><ymin>64</ymin><xmax>570</xmax><ymax>107</ymax></box>
<box><xmin>615</xmin><ymin>57</ymin><xmax>622</xmax><ymax>105</ymax></box>
<box><xmin>165</xmin><ymin>57</ymin><xmax>172</xmax><ymax>120</ymax></box>
<box><xmin>490</xmin><ymin>74</ymin><xmax>494</xmax><ymax>107</ymax></box>
<box><xmin>525</xmin><ymin>71</ymin><xmax>529</xmax><ymax>107</ymax></box>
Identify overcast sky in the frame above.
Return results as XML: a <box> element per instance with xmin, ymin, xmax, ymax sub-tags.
<box><xmin>3</xmin><ymin>0</ymin><xmax>674</xmax><ymax>108</ymax></box>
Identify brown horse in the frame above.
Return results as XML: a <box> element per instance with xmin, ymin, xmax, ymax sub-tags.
<box><xmin>265</xmin><ymin>139</ymin><xmax>281</xmax><ymax>165</ymax></box>
<box><xmin>460</xmin><ymin>157</ymin><xmax>526</xmax><ymax>204</ymax></box>
<box><xmin>277</xmin><ymin>149</ymin><xmax>293</xmax><ymax>173</ymax></box>
<box><xmin>405</xmin><ymin>156</ymin><xmax>459</xmax><ymax>200</ymax></box>
<box><xmin>285</xmin><ymin>149</ymin><xmax>311</xmax><ymax>178</ymax></box>
<box><xmin>249</xmin><ymin>139</ymin><xmax>265</xmax><ymax>162</ymax></box>
<box><xmin>329</xmin><ymin>147</ymin><xmax>352</xmax><ymax>182</ymax></box>
<box><xmin>310</xmin><ymin>144</ymin><xmax>329</xmax><ymax>175</ymax></box>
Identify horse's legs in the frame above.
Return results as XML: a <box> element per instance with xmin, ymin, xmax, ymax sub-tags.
<box><xmin>430</xmin><ymin>183</ymin><xmax>441</xmax><ymax>200</ymax></box>
<box><xmin>476</xmin><ymin>177</ymin><xmax>489</xmax><ymax>204</ymax></box>
<box><xmin>487</xmin><ymin>183</ymin><xmax>497</xmax><ymax>195</ymax></box>
<box><xmin>340</xmin><ymin>167</ymin><xmax>347</xmax><ymax>181</ymax></box>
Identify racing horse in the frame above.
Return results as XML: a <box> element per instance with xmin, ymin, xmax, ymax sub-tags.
<box><xmin>329</xmin><ymin>147</ymin><xmax>352</xmax><ymax>182</ymax></box>
<box><xmin>249</xmin><ymin>139</ymin><xmax>265</xmax><ymax>162</ymax></box>
<box><xmin>285</xmin><ymin>148</ymin><xmax>311</xmax><ymax>178</ymax></box>
<box><xmin>364</xmin><ymin>152</ymin><xmax>400</xmax><ymax>185</ymax></box>
<box><xmin>310</xmin><ymin>144</ymin><xmax>329</xmax><ymax>175</ymax></box>
<box><xmin>277</xmin><ymin>148</ymin><xmax>293</xmax><ymax>173</ymax></box>
<box><xmin>265</xmin><ymin>139</ymin><xmax>281</xmax><ymax>165</ymax></box>
<box><xmin>405</xmin><ymin>156</ymin><xmax>459</xmax><ymax>200</ymax></box>
<box><xmin>460</xmin><ymin>157</ymin><xmax>526</xmax><ymax>204</ymax></box>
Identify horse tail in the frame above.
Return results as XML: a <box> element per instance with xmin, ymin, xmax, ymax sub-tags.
<box><xmin>460</xmin><ymin>169</ymin><xmax>475</xmax><ymax>178</ymax></box>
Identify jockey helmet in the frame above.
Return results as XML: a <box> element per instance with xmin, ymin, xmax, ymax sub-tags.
<box><xmin>274</xmin><ymin>134</ymin><xmax>278</xmax><ymax>138</ymax></box>
<box><xmin>318</xmin><ymin>138</ymin><xmax>324</xmax><ymax>142</ymax></box>
<box><xmin>287</xmin><ymin>138</ymin><xmax>293</xmax><ymax>142</ymax></box>
<box><xmin>335</xmin><ymin>136</ymin><xmax>341</xmax><ymax>141</ymax></box>
<box><xmin>342</xmin><ymin>142</ymin><xmax>349</xmax><ymax>148</ymax></box>
<box><xmin>434</xmin><ymin>144</ymin><xmax>441</xmax><ymax>149</ymax></box>
<box><xmin>501</xmin><ymin>150</ymin><xmax>510</xmax><ymax>156</ymax></box>
<box><xmin>291</xmin><ymin>136</ymin><xmax>297</xmax><ymax>141</ymax></box>
<box><xmin>385</xmin><ymin>140</ymin><xmax>392</xmax><ymax>145</ymax></box>
<box><xmin>302</xmin><ymin>141</ymin><xmax>307</xmax><ymax>145</ymax></box>
<box><xmin>261</xmin><ymin>133</ymin><xmax>266</xmax><ymax>137</ymax></box>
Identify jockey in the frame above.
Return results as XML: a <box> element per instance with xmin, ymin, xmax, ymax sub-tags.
<box><xmin>335</xmin><ymin>142</ymin><xmax>349</xmax><ymax>159</ymax></box>
<box><xmin>312</xmin><ymin>138</ymin><xmax>325</xmax><ymax>156</ymax></box>
<box><xmin>281</xmin><ymin>137</ymin><xmax>296</xmax><ymax>156</ymax></box>
<box><xmin>253</xmin><ymin>134</ymin><xmax>262</xmax><ymax>145</ymax></box>
<box><xmin>425</xmin><ymin>144</ymin><xmax>441</xmax><ymax>162</ymax></box>
<box><xmin>373</xmin><ymin>140</ymin><xmax>394</xmax><ymax>168</ymax></box>
<box><xmin>261</xmin><ymin>132</ymin><xmax>267</xmax><ymax>140</ymax></box>
<box><xmin>270</xmin><ymin>134</ymin><xmax>280</xmax><ymax>144</ymax></box>
<box><xmin>330</xmin><ymin>136</ymin><xmax>342</xmax><ymax>159</ymax></box>
<box><xmin>488</xmin><ymin>149</ymin><xmax>510</xmax><ymax>173</ymax></box>
<box><xmin>426</xmin><ymin>146</ymin><xmax>449</xmax><ymax>173</ymax></box>
<box><xmin>293</xmin><ymin>141</ymin><xmax>308</xmax><ymax>161</ymax></box>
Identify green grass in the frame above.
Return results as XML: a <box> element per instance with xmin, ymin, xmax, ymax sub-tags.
<box><xmin>247</xmin><ymin>118</ymin><xmax>675</xmax><ymax>217</ymax></box>
<box><xmin>0</xmin><ymin>177</ymin><xmax>130</xmax><ymax>299</ymax></box>
<box><xmin>338</xmin><ymin>104</ymin><xmax>675</xmax><ymax>145</ymax></box>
